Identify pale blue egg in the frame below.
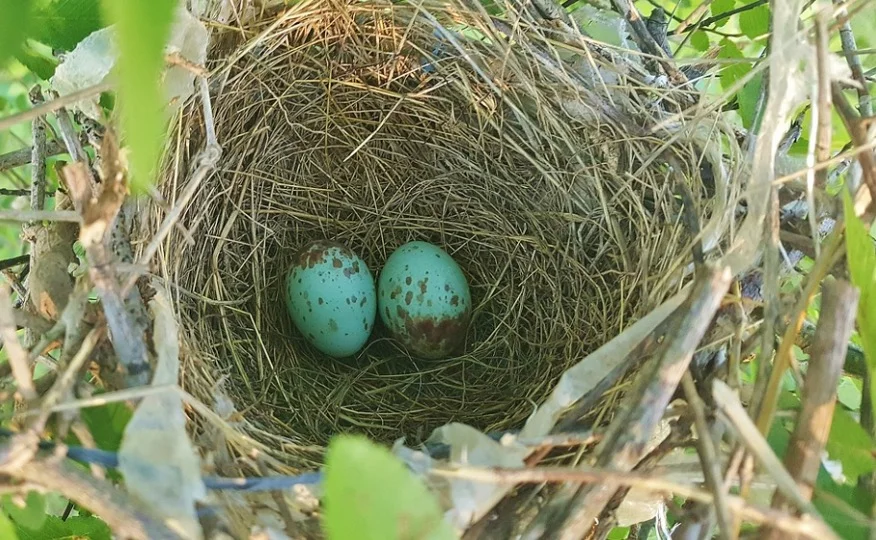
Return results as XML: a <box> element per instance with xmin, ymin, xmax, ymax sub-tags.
<box><xmin>377</xmin><ymin>241</ymin><xmax>471</xmax><ymax>359</ymax></box>
<box><xmin>285</xmin><ymin>241</ymin><xmax>376</xmax><ymax>358</ymax></box>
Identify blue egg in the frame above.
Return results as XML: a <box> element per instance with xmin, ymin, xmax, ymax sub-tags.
<box><xmin>377</xmin><ymin>241</ymin><xmax>471</xmax><ymax>359</ymax></box>
<box><xmin>285</xmin><ymin>241</ymin><xmax>376</xmax><ymax>358</ymax></box>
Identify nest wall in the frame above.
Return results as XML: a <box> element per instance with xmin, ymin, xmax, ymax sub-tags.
<box><xmin>148</xmin><ymin>0</ymin><xmax>717</xmax><ymax>459</ymax></box>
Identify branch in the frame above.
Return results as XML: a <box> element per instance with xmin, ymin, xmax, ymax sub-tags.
<box><xmin>0</xmin><ymin>287</ymin><xmax>37</xmax><ymax>402</ymax></box>
<box><xmin>0</xmin><ymin>210</ymin><xmax>81</xmax><ymax>223</ymax></box>
<box><xmin>764</xmin><ymin>279</ymin><xmax>857</xmax><ymax>539</ymax></box>
<box><xmin>0</xmin><ymin>82</ymin><xmax>112</xmax><ymax>132</ymax></box>
<box><xmin>832</xmin><ymin>0</ymin><xmax>873</xmax><ymax>117</ymax></box>
<box><xmin>0</xmin><ymin>256</ymin><xmax>29</xmax><ymax>272</ymax></box>
<box><xmin>4</xmin><ymin>453</ymin><xmax>184</xmax><ymax>539</ymax></box>
<box><xmin>531</xmin><ymin>264</ymin><xmax>733</xmax><ymax>540</ymax></box>
<box><xmin>831</xmin><ymin>82</ymin><xmax>876</xmax><ymax>211</ymax></box>
<box><xmin>0</xmin><ymin>139</ymin><xmax>69</xmax><ymax>173</ymax></box>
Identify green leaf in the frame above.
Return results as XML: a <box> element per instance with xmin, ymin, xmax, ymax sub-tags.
<box><xmin>14</xmin><ymin>515</ymin><xmax>111</xmax><ymax>540</ymax></box>
<box><xmin>32</xmin><ymin>0</ymin><xmax>105</xmax><ymax>51</ymax></box>
<box><xmin>75</xmin><ymin>399</ymin><xmax>133</xmax><ymax>452</ymax></box>
<box><xmin>323</xmin><ymin>435</ymin><xmax>457</xmax><ymax>540</ymax></box>
<box><xmin>710</xmin><ymin>0</ymin><xmax>737</xmax><ymax>29</ymax></box>
<box><xmin>100</xmin><ymin>0</ymin><xmax>176</xmax><ymax>192</ymax></box>
<box><xmin>2</xmin><ymin>492</ymin><xmax>47</xmax><ymax>532</ymax></box>
<box><xmin>739</xmin><ymin>4</ymin><xmax>770</xmax><ymax>40</ymax></box>
<box><xmin>815</xmin><ymin>473</ymin><xmax>874</xmax><ymax>540</ymax></box>
<box><xmin>737</xmin><ymin>71</ymin><xmax>763</xmax><ymax>129</ymax></box>
<box><xmin>842</xmin><ymin>191</ymin><xmax>876</xmax><ymax>421</ymax></box>
<box><xmin>825</xmin><ymin>407</ymin><xmax>876</xmax><ymax>483</ymax></box>
<box><xmin>13</xmin><ymin>43</ymin><xmax>58</xmax><ymax>80</ymax></box>
<box><xmin>690</xmin><ymin>30</ymin><xmax>710</xmax><ymax>52</ymax></box>
<box><xmin>0</xmin><ymin>0</ymin><xmax>34</xmax><ymax>68</ymax></box>
<box><xmin>0</xmin><ymin>512</ymin><xmax>19</xmax><ymax>540</ymax></box>
<box><xmin>837</xmin><ymin>377</ymin><xmax>863</xmax><ymax>411</ymax></box>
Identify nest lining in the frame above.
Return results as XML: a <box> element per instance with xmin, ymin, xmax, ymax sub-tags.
<box><xmin>148</xmin><ymin>0</ymin><xmax>721</xmax><ymax>456</ymax></box>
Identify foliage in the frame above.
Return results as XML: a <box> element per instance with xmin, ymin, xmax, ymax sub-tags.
<box><xmin>99</xmin><ymin>0</ymin><xmax>176</xmax><ymax>192</ymax></box>
<box><xmin>323</xmin><ymin>435</ymin><xmax>456</xmax><ymax>540</ymax></box>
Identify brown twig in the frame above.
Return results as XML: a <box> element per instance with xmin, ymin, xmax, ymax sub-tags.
<box><xmin>0</xmin><ymin>256</ymin><xmax>29</xmax><ymax>272</ymax></box>
<box><xmin>754</xmin><ymin>227</ymin><xmax>845</xmax><ymax>434</ymax></box>
<box><xmin>4</xmin><ymin>453</ymin><xmax>184</xmax><ymax>539</ymax></box>
<box><xmin>433</xmin><ymin>463</ymin><xmax>840</xmax><ymax>540</ymax></box>
<box><xmin>832</xmin><ymin>0</ymin><xmax>873</xmax><ymax>117</ymax></box>
<box><xmin>0</xmin><ymin>82</ymin><xmax>113</xmax><ymax>132</ymax></box>
<box><xmin>765</xmin><ymin>278</ymin><xmax>858</xmax><ymax>539</ymax></box>
<box><xmin>531</xmin><ymin>264</ymin><xmax>733</xmax><ymax>540</ymax></box>
<box><xmin>809</xmin><ymin>11</ymin><xmax>833</xmax><ymax>260</ymax></box>
<box><xmin>0</xmin><ymin>139</ymin><xmax>69</xmax><ymax>173</ymax></box>
<box><xmin>610</xmin><ymin>0</ymin><xmax>690</xmax><ymax>88</ymax></box>
<box><xmin>0</xmin><ymin>210</ymin><xmax>81</xmax><ymax>223</ymax></box>
<box><xmin>831</xmin><ymin>82</ymin><xmax>876</xmax><ymax>211</ymax></box>
<box><xmin>0</xmin><ymin>287</ymin><xmax>37</xmax><ymax>402</ymax></box>
<box><xmin>681</xmin><ymin>371</ymin><xmax>732</xmax><ymax>540</ymax></box>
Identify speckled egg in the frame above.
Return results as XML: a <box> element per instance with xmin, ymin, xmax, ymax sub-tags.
<box><xmin>285</xmin><ymin>240</ymin><xmax>377</xmax><ymax>358</ymax></box>
<box><xmin>377</xmin><ymin>241</ymin><xmax>471</xmax><ymax>359</ymax></box>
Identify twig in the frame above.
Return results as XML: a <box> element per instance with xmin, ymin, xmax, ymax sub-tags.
<box><xmin>531</xmin><ymin>264</ymin><xmax>733</xmax><ymax>540</ymax></box>
<box><xmin>6</xmin><ymin>455</ymin><xmax>184</xmax><ymax>539</ymax></box>
<box><xmin>831</xmin><ymin>82</ymin><xmax>876</xmax><ymax>211</ymax></box>
<box><xmin>764</xmin><ymin>279</ymin><xmax>857</xmax><ymax>539</ymax></box>
<box><xmin>832</xmin><ymin>0</ymin><xmax>873</xmax><ymax>117</ymax></box>
<box><xmin>0</xmin><ymin>287</ymin><xmax>37</xmax><ymax>402</ymax></box>
<box><xmin>754</xmin><ymin>227</ymin><xmax>845</xmax><ymax>434</ymax></box>
<box><xmin>808</xmin><ymin>11</ymin><xmax>833</xmax><ymax>259</ymax></box>
<box><xmin>0</xmin><ymin>188</ymin><xmax>56</xmax><ymax>197</ymax></box>
<box><xmin>433</xmin><ymin>464</ymin><xmax>840</xmax><ymax>540</ymax></box>
<box><xmin>28</xmin><ymin>87</ymin><xmax>48</xmax><ymax>218</ymax></box>
<box><xmin>0</xmin><ymin>139</ymin><xmax>69</xmax><ymax>173</ymax></box>
<box><xmin>610</xmin><ymin>0</ymin><xmax>691</xmax><ymax>88</ymax></box>
<box><xmin>0</xmin><ymin>256</ymin><xmax>29</xmax><ymax>272</ymax></box>
<box><xmin>713</xmin><ymin>380</ymin><xmax>823</xmax><ymax>519</ymax></box>
<box><xmin>0</xmin><ymin>82</ymin><xmax>113</xmax><ymax>132</ymax></box>
<box><xmin>55</xmin><ymin>106</ymin><xmax>89</xmax><ymax>165</ymax></box>
<box><xmin>0</xmin><ymin>210</ymin><xmax>81</xmax><ymax>223</ymax></box>
<box><xmin>680</xmin><ymin>0</ymin><xmax>768</xmax><ymax>33</ymax></box>
<box><xmin>681</xmin><ymin>371</ymin><xmax>732</xmax><ymax>540</ymax></box>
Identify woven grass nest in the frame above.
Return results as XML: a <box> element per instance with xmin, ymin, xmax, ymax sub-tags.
<box><xmin>147</xmin><ymin>0</ymin><xmax>735</xmax><ymax>465</ymax></box>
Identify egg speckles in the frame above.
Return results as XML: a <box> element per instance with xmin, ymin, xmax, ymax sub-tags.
<box><xmin>377</xmin><ymin>241</ymin><xmax>471</xmax><ymax>359</ymax></box>
<box><xmin>285</xmin><ymin>240</ymin><xmax>376</xmax><ymax>358</ymax></box>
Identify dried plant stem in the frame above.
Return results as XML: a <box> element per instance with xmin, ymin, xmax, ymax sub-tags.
<box><xmin>432</xmin><ymin>464</ymin><xmax>839</xmax><ymax>540</ymax></box>
<box><xmin>531</xmin><ymin>264</ymin><xmax>733</xmax><ymax>540</ymax></box>
<box><xmin>0</xmin><ymin>210</ymin><xmax>81</xmax><ymax>223</ymax></box>
<box><xmin>8</xmin><ymin>455</ymin><xmax>183</xmax><ymax>540</ymax></box>
<box><xmin>754</xmin><ymin>227</ymin><xmax>845</xmax><ymax>434</ymax></box>
<box><xmin>831</xmin><ymin>82</ymin><xmax>876</xmax><ymax>211</ymax></box>
<box><xmin>0</xmin><ymin>82</ymin><xmax>113</xmax><ymax>132</ymax></box>
<box><xmin>0</xmin><ymin>140</ymin><xmax>69</xmax><ymax>173</ymax></box>
<box><xmin>681</xmin><ymin>371</ymin><xmax>732</xmax><ymax>540</ymax></box>
<box><xmin>765</xmin><ymin>278</ymin><xmax>858</xmax><ymax>539</ymax></box>
<box><xmin>0</xmin><ymin>287</ymin><xmax>37</xmax><ymax>402</ymax></box>
<box><xmin>832</xmin><ymin>0</ymin><xmax>873</xmax><ymax>117</ymax></box>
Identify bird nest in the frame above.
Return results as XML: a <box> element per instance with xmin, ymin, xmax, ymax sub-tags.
<box><xmin>144</xmin><ymin>0</ymin><xmax>735</xmax><ymax>466</ymax></box>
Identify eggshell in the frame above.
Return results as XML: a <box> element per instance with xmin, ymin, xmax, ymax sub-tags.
<box><xmin>377</xmin><ymin>241</ymin><xmax>471</xmax><ymax>359</ymax></box>
<box><xmin>285</xmin><ymin>240</ymin><xmax>376</xmax><ymax>358</ymax></box>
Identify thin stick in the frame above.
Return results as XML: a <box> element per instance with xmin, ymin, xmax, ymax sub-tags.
<box><xmin>831</xmin><ymin>83</ymin><xmax>876</xmax><ymax>210</ymax></box>
<box><xmin>8</xmin><ymin>455</ymin><xmax>184</xmax><ymax>539</ymax></box>
<box><xmin>0</xmin><ymin>140</ymin><xmax>69</xmax><ymax>173</ymax></box>
<box><xmin>28</xmin><ymin>87</ymin><xmax>48</xmax><ymax>217</ymax></box>
<box><xmin>713</xmin><ymin>379</ymin><xmax>822</xmax><ymax>519</ymax></box>
<box><xmin>832</xmin><ymin>0</ymin><xmax>873</xmax><ymax>117</ymax></box>
<box><xmin>0</xmin><ymin>82</ymin><xmax>113</xmax><ymax>132</ymax></box>
<box><xmin>681</xmin><ymin>371</ymin><xmax>732</xmax><ymax>540</ymax></box>
<box><xmin>431</xmin><ymin>465</ymin><xmax>840</xmax><ymax>540</ymax></box>
<box><xmin>808</xmin><ymin>11</ymin><xmax>833</xmax><ymax>260</ymax></box>
<box><xmin>0</xmin><ymin>255</ymin><xmax>29</xmax><ymax>272</ymax></box>
<box><xmin>0</xmin><ymin>210</ymin><xmax>81</xmax><ymax>223</ymax></box>
<box><xmin>765</xmin><ymin>279</ymin><xmax>858</xmax><ymax>538</ymax></box>
<box><xmin>0</xmin><ymin>287</ymin><xmax>37</xmax><ymax>402</ymax></box>
<box><xmin>533</xmin><ymin>264</ymin><xmax>733</xmax><ymax>540</ymax></box>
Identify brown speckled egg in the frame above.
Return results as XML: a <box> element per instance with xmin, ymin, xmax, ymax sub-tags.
<box><xmin>285</xmin><ymin>240</ymin><xmax>376</xmax><ymax>358</ymax></box>
<box><xmin>377</xmin><ymin>241</ymin><xmax>471</xmax><ymax>359</ymax></box>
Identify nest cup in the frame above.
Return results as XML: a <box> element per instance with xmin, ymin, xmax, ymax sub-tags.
<box><xmin>148</xmin><ymin>0</ymin><xmax>715</xmax><ymax>466</ymax></box>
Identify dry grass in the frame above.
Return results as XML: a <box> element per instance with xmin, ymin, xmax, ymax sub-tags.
<box><xmin>142</xmin><ymin>0</ymin><xmax>739</xmax><ymax>467</ymax></box>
